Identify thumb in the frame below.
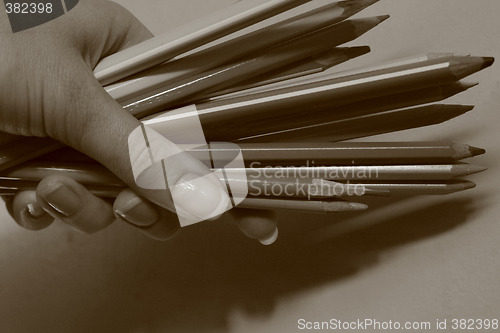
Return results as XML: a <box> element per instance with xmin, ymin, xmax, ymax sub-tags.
<box><xmin>44</xmin><ymin>61</ymin><xmax>230</xmax><ymax>225</ymax></box>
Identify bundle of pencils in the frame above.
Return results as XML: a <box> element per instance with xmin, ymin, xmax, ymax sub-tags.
<box><xmin>0</xmin><ymin>0</ymin><xmax>494</xmax><ymax>215</ymax></box>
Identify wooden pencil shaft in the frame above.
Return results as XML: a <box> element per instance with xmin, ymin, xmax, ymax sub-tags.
<box><xmin>240</xmin><ymin>104</ymin><xmax>472</xmax><ymax>143</ymax></box>
<box><xmin>104</xmin><ymin>0</ymin><xmax>378</xmax><ymax>102</ymax></box>
<box><xmin>94</xmin><ymin>0</ymin><xmax>312</xmax><ymax>85</ymax></box>
<box><xmin>0</xmin><ymin>178</ymin><xmax>475</xmax><ymax>197</ymax></box>
<box><xmin>203</xmin><ymin>46</ymin><xmax>371</xmax><ymax>101</ymax></box>
<box><xmin>197</xmin><ymin>142</ymin><xmax>482</xmax><ymax>164</ymax></box>
<box><xmin>2</xmin><ymin>162</ymin><xmax>124</xmax><ymax>185</ymax></box>
<box><xmin>348</xmin><ymin>180</ymin><xmax>476</xmax><ymax>194</ymax></box>
<box><xmin>15</xmin><ymin>140</ymin><xmax>480</xmax><ymax>168</ymax></box>
<box><xmin>217</xmin><ymin>82</ymin><xmax>472</xmax><ymax>139</ymax></box>
<box><xmin>214</xmin><ymin>52</ymin><xmax>459</xmax><ymax>99</ymax></box>
<box><xmin>0</xmin><ymin>182</ymin><xmax>123</xmax><ymax>198</ymax></box>
<box><xmin>238</xmin><ymin>164</ymin><xmax>485</xmax><ymax>181</ymax></box>
<box><xmin>123</xmin><ymin>17</ymin><xmax>387</xmax><ymax>118</ymax></box>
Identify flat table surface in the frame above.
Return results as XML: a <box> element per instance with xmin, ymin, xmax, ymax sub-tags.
<box><xmin>0</xmin><ymin>1</ymin><xmax>499</xmax><ymax>332</ymax></box>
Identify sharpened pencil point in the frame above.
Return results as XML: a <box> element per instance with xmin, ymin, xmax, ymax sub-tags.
<box><xmin>457</xmin><ymin>105</ymin><xmax>475</xmax><ymax>113</ymax></box>
<box><xmin>481</xmin><ymin>57</ymin><xmax>495</xmax><ymax>70</ymax></box>
<box><xmin>346</xmin><ymin>46</ymin><xmax>371</xmax><ymax>58</ymax></box>
<box><xmin>469</xmin><ymin>146</ymin><xmax>486</xmax><ymax>157</ymax></box>
<box><xmin>460</xmin><ymin>81</ymin><xmax>480</xmax><ymax>90</ymax></box>
<box><xmin>376</xmin><ymin>14</ymin><xmax>390</xmax><ymax>22</ymax></box>
<box><xmin>463</xmin><ymin>181</ymin><xmax>477</xmax><ymax>190</ymax></box>
<box><xmin>467</xmin><ymin>165</ymin><xmax>488</xmax><ymax>175</ymax></box>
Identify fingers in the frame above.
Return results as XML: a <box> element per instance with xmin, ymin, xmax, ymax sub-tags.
<box><xmin>10</xmin><ymin>191</ymin><xmax>54</xmax><ymax>231</ymax></box>
<box><xmin>36</xmin><ymin>175</ymin><xmax>115</xmax><ymax>234</ymax></box>
<box><xmin>231</xmin><ymin>209</ymin><xmax>279</xmax><ymax>246</ymax></box>
<box><xmin>113</xmin><ymin>188</ymin><xmax>180</xmax><ymax>240</ymax></box>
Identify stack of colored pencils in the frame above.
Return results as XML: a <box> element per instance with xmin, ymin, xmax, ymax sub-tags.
<box><xmin>0</xmin><ymin>0</ymin><xmax>494</xmax><ymax>215</ymax></box>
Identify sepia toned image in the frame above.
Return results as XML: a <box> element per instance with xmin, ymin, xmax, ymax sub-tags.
<box><xmin>0</xmin><ymin>0</ymin><xmax>499</xmax><ymax>332</ymax></box>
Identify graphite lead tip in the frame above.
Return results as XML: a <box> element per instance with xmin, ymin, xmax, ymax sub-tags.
<box><xmin>376</xmin><ymin>14</ymin><xmax>391</xmax><ymax>22</ymax></box>
<box><xmin>481</xmin><ymin>57</ymin><xmax>495</xmax><ymax>70</ymax></box>
<box><xmin>348</xmin><ymin>202</ymin><xmax>369</xmax><ymax>211</ymax></box>
<box><xmin>467</xmin><ymin>164</ymin><xmax>488</xmax><ymax>175</ymax></box>
<box><xmin>469</xmin><ymin>146</ymin><xmax>486</xmax><ymax>157</ymax></box>
<box><xmin>462</xmin><ymin>181</ymin><xmax>477</xmax><ymax>190</ymax></box>
<box><xmin>345</xmin><ymin>45</ymin><xmax>372</xmax><ymax>58</ymax></box>
<box><xmin>451</xmin><ymin>164</ymin><xmax>487</xmax><ymax>177</ymax></box>
<box><xmin>460</xmin><ymin>81</ymin><xmax>480</xmax><ymax>90</ymax></box>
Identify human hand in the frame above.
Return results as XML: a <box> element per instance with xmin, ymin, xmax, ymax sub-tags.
<box><xmin>0</xmin><ymin>0</ymin><xmax>278</xmax><ymax>244</ymax></box>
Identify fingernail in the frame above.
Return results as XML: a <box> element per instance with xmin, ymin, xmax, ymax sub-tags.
<box><xmin>38</xmin><ymin>181</ymin><xmax>80</xmax><ymax>217</ymax></box>
<box><xmin>115</xmin><ymin>197</ymin><xmax>159</xmax><ymax>227</ymax></box>
<box><xmin>27</xmin><ymin>202</ymin><xmax>45</xmax><ymax>218</ymax></box>
<box><xmin>259</xmin><ymin>227</ymin><xmax>279</xmax><ymax>246</ymax></box>
<box><xmin>171</xmin><ymin>173</ymin><xmax>230</xmax><ymax>221</ymax></box>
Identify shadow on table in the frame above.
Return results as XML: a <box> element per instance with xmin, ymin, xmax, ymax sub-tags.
<box><xmin>96</xmin><ymin>195</ymin><xmax>483</xmax><ymax>333</ymax></box>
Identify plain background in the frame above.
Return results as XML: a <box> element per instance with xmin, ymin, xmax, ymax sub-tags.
<box><xmin>0</xmin><ymin>1</ymin><xmax>499</xmax><ymax>332</ymax></box>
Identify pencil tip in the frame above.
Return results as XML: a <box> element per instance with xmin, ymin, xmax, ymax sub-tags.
<box><xmin>458</xmin><ymin>105</ymin><xmax>475</xmax><ymax>113</ymax></box>
<box><xmin>349</xmin><ymin>202</ymin><xmax>369</xmax><ymax>211</ymax></box>
<box><xmin>346</xmin><ymin>45</ymin><xmax>371</xmax><ymax>57</ymax></box>
<box><xmin>469</xmin><ymin>146</ymin><xmax>486</xmax><ymax>157</ymax></box>
<box><xmin>467</xmin><ymin>164</ymin><xmax>488</xmax><ymax>175</ymax></box>
<box><xmin>481</xmin><ymin>57</ymin><xmax>495</xmax><ymax>70</ymax></box>
<box><xmin>463</xmin><ymin>181</ymin><xmax>477</xmax><ymax>190</ymax></box>
<box><xmin>376</xmin><ymin>14</ymin><xmax>390</xmax><ymax>22</ymax></box>
<box><xmin>460</xmin><ymin>81</ymin><xmax>480</xmax><ymax>90</ymax></box>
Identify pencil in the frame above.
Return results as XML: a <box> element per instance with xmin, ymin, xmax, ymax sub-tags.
<box><xmin>218</xmin><ymin>52</ymin><xmax>458</xmax><ymax>96</ymax></box>
<box><xmin>94</xmin><ymin>0</ymin><xmax>313</xmax><ymax>85</ymax></box>
<box><xmin>122</xmin><ymin>16</ymin><xmax>388</xmax><ymax>118</ymax></box>
<box><xmin>33</xmin><ymin>141</ymin><xmax>485</xmax><ymax>166</ymax></box>
<box><xmin>238</xmin><ymin>164</ymin><xmax>487</xmax><ymax>180</ymax></box>
<box><xmin>203</xmin><ymin>46</ymin><xmax>371</xmax><ymax>101</ymax></box>
<box><xmin>221</xmin><ymin>81</ymin><xmax>476</xmax><ymax>138</ymax></box>
<box><xmin>105</xmin><ymin>0</ymin><xmax>380</xmax><ymax>102</ymax></box>
<box><xmin>191</xmin><ymin>142</ymin><xmax>486</xmax><ymax>165</ymax></box>
<box><xmin>240</xmin><ymin>104</ymin><xmax>474</xmax><ymax>143</ymax></box>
